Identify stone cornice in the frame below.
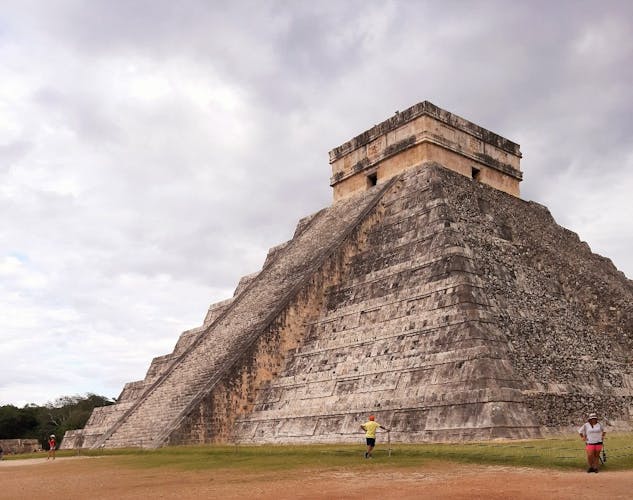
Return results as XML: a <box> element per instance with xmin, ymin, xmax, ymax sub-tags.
<box><xmin>329</xmin><ymin>101</ymin><xmax>522</xmax><ymax>163</ymax></box>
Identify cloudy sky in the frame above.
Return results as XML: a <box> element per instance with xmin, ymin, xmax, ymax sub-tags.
<box><xmin>1</xmin><ymin>0</ymin><xmax>632</xmax><ymax>407</ymax></box>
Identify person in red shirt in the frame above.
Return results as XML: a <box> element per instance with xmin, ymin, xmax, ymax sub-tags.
<box><xmin>47</xmin><ymin>435</ymin><xmax>56</xmax><ymax>460</ymax></box>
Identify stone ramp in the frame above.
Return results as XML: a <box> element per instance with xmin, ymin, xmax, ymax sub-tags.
<box><xmin>92</xmin><ymin>179</ymin><xmax>396</xmax><ymax>448</ymax></box>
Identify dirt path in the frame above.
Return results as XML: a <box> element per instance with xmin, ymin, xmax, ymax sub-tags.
<box><xmin>1</xmin><ymin>457</ymin><xmax>631</xmax><ymax>499</ymax></box>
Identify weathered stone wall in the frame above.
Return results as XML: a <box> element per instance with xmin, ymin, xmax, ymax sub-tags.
<box><xmin>442</xmin><ymin>168</ymin><xmax>633</xmax><ymax>431</ymax></box>
<box><xmin>0</xmin><ymin>439</ymin><xmax>41</xmax><ymax>454</ymax></box>
<box><xmin>329</xmin><ymin>101</ymin><xmax>523</xmax><ymax>200</ymax></box>
<box><xmin>203</xmin><ymin>299</ymin><xmax>233</xmax><ymax>327</ymax></box>
<box><xmin>59</xmin><ymin>430</ymin><xmax>84</xmax><ymax>449</ymax></box>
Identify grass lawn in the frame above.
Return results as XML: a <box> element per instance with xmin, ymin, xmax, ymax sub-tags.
<box><xmin>5</xmin><ymin>433</ymin><xmax>633</xmax><ymax>472</ymax></box>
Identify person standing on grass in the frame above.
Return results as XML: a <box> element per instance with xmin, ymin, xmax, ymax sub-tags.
<box><xmin>578</xmin><ymin>412</ymin><xmax>606</xmax><ymax>473</ymax></box>
<box><xmin>47</xmin><ymin>435</ymin><xmax>56</xmax><ymax>460</ymax></box>
<box><xmin>360</xmin><ymin>415</ymin><xmax>389</xmax><ymax>459</ymax></box>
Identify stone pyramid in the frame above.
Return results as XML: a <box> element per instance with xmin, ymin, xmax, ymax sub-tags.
<box><xmin>62</xmin><ymin>102</ymin><xmax>633</xmax><ymax>449</ymax></box>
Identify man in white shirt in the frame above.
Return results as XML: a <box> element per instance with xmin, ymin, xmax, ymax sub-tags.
<box><xmin>578</xmin><ymin>412</ymin><xmax>606</xmax><ymax>473</ymax></box>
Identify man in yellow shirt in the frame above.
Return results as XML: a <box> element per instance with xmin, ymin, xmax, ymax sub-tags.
<box><xmin>360</xmin><ymin>415</ymin><xmax>389</xmax><ymax>459</ymax></box>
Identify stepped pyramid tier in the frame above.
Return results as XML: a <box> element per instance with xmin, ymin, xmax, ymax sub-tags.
<box><xmin>62</xmin><ymin>102</ymin><xmax>633</xmax><ymax>449</ymax></box>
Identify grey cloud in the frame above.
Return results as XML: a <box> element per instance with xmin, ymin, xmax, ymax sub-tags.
<box><xmin>2</xmin><ymin>0</ymin><xmax>633</xmax><ymax>406</ymax></box>
<box><xmin>32</xmin><ymin>87</ymin><xmax>123</xmax><ymax>144</ymax></box>
<box><xmin>0</xmin><ymin>140</ymin><xmax>33</xmax><ymax>172</ymax></box>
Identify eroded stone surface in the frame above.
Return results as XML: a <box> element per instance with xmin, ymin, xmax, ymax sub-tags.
<box><xmin>62</xmin><ymin>162</ymin><xmax>633</xmax><ymax>449</ymax></box>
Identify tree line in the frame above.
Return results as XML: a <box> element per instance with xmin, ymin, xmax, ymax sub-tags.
<box><xmin>0</xmin><ymin>394</ymin><xmax>113</xmax><ymax>447</ymax></box>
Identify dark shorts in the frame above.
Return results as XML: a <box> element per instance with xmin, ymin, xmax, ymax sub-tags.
<box><xmin>366</xmin><ymin>438</ymin><xmax>376</xmax><ymax>446</ymax></box>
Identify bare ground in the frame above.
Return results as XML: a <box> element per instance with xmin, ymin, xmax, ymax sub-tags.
<box><xmin>1</xmin><ymin>456</ymin><xmax>631</xmax><ymax>499</ymax></box>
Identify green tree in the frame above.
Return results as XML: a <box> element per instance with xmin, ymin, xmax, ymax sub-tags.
<box><xmin>0</xmin><ymin>393</ymin><xmax>114</xmax><ymax>446</ymax></box>
<box><xmin>0</xmin><ymin>404</ymin><xmax>38</xmax><ymax>439</ymax></box>
<box><xmin>41</xmin><ymin>393</ymin><xmax>114</xmax><ymax>444</ymax></box>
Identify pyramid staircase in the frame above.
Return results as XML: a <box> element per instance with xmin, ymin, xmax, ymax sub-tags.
<box><xmin>89</xmin><ymin>178</ymin><xmax>397</xmax><ymax>448</ymax></box>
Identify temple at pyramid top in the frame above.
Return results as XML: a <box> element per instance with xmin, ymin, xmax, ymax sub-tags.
<box><xmin>329</xmin><ymin>101</ymin><xmax>523</xmax><ymax>200</ymax></box>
